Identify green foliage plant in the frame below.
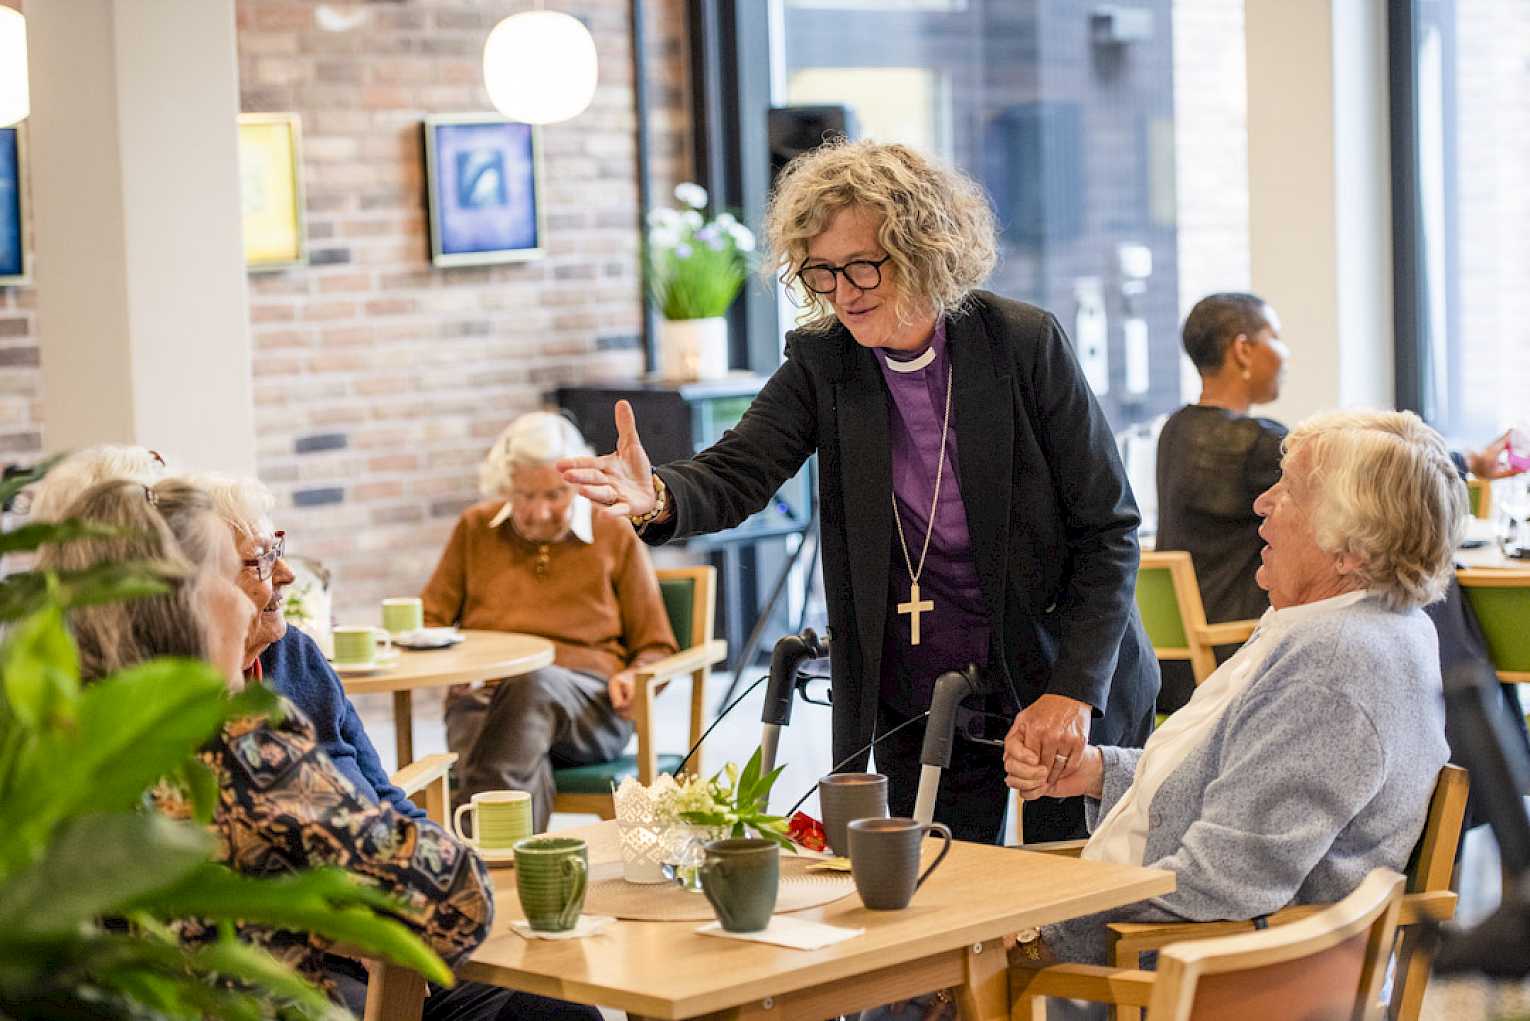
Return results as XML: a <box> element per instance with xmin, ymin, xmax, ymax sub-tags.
<box><xmin>0</xmin><ymin>461</ymin><xmax>450</xmax><ymax>1020</ymax></box>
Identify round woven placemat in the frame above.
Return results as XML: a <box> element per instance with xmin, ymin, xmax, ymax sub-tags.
<box><xmin>582</xmin><ymin>856</ymin><xmax>857</xmax><ymax>922</ymax></box>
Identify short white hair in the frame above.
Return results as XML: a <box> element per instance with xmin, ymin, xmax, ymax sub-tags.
<box><xmin>1283</xmin><ymin>409</ymin><xmax>1465</xmax><ymax>611</ymax></box>
<box><xmin>175</xmin><ymin>472</ymin><xmax>277</xmax><ymax>541</ymax></box>
<box><xmin>26</xmin><ymin>445</ymin><xmax>167</xmax><ymax>523</ymax></box>
<box><xmin>479</xmin><ymin>412</ymin><xmax>591</xmax><ymax>497</ymax></box>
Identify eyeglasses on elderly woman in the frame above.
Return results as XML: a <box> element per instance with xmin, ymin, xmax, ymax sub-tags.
<box><xmin>241</xmin><ymin>530</ymin><xmax>286</xmax><ymax>581</ymax></box>
<box><xmin>797</xmin><ymin>254</ymin><xmax>892</xmax><ymax>295</ymax></box>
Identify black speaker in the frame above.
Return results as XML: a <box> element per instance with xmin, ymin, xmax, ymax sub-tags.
<box><xmin>767</xmin><ymin>104</ymin><xmax>859</xmax><ymax>183</ymax></box>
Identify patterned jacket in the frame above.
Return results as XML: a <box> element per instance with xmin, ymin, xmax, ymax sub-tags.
<box><xmin>156</xmin><ymin>701</ymin><xmax>493</xmax><ymax>988</ymax></box>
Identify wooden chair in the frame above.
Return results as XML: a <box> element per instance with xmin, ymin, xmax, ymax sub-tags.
<box><xmin>1467</xmin><ymin>477</ymin><xmax>1493</xmax><ymax>520</ymax></box>
<box><xmin>1136</xmin><ymin>551</ymin><xmax>1259</xmax><ymax>684</ymax></box>
<box><xmin>350</xmin><ymin>752</ymin><xmax>458</xmax><ymax>1021</ymax></box>
<box><xmin>551</xmin><ymin>564</ymin><xmax>728</xmax><ymax>819</ymax></box>
<box><xmin>1457</xmin><ymin>567</ymin><xmax>1530</xmax><ymax>683</ymax></box>
<box><xmin>1022</xmin><ymin>765</ymin><xmax>1467</xmax><ymax>1021</ymax></box>
<box><xmin>1011</xmin><ymin>868</ymin><xmax>1406</xmax><ymax>1021</ymax></box>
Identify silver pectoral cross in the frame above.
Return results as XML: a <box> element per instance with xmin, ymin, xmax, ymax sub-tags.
<box><xmin>897</xmin><ymin>581</ymin><xmax>934</xmax><ymax>646</ymax></box>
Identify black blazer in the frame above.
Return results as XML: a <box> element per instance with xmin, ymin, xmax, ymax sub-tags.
<box><xmin>648</xmin><ymin>291</ymin><xmax>1159</xmax><ymax>767</ymax></box>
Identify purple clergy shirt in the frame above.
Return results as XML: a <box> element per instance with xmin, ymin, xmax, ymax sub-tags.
<box><xmin>875</xmin><ymin>319</ymin><xmax>993</xmax><ymax>713</ymax></box>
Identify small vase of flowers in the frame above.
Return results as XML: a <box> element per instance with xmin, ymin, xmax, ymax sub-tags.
<box><xmin>652</xmin><ymin>747</ymin><xmax>792</xmax><ymax>891</ymax></box>
<box><xmin>646</xmin><ymin>182</ymin><xmax>755</xmax><ymax>382</ymax></box>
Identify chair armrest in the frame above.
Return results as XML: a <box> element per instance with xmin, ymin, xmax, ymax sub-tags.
<box><xmin>1107</xmin><ymin>891</ymin><xmax>1456</xmax><ymax>965</ymax></box>
<box><xmin>634</xmin><ymin>639</ymin><xmax>729</xmax><ymax>688</ymax></box>
<box><xmin>390</xmin><ymin>752</ymin><xmax>457</xmax><ymax>797</ymax></box>
<box><xmin>1009</xmin><ymin>960</ymin><xmax>1155</xmax><ymax>1008</ymax></box>
<box><xmin>1192</xmin><ymin>619</ymin><xmax>1259</xmax><ymax>647</ymax></box>
<box><xmin>1023</xmin><ymin>839</ymin><xmax>1088</xmax><ymax>858</ymax></box>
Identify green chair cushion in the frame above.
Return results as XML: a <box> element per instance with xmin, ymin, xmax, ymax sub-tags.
<box><xmin>1462</xmin><ymin>585</ymin><xmax>1530</xmax><ymax>674</ymax></box>
<box><xmin>553</xmin><ymin>755</ymin><xmax>686</xmax><ymax>794</ymax></box>
<box><xmin>1136</xmin><ymin>567</ymin><xmax>1189</xmax><ymax>648</ymax></box>
<box><xmin>659</xmin><ymin>577</ymin><xmax>695</xmax><ymax>650</ymax></box>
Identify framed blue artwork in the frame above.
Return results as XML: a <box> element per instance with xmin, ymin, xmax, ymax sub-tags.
<box><xmin>423</xmin><ymin>115</ymin><xmax>545</xmax><ymax>268</ymax></box>
<box><xmin>0</xmin><ymin>126</ymin><xmax>24</xmax><ymax>285</ymax></box>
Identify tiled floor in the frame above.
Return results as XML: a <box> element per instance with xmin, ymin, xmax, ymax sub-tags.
<box><xmin>352</xmin><ymin>678</ymin><xmax>1525</xmax><ymax>1021</ymax></box>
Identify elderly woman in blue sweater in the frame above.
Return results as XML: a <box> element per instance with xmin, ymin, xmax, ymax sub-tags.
<box><xmin>1006</xmin><ymin>409</ymin><xmax>1461</xmax><ymax>976</ymax></box>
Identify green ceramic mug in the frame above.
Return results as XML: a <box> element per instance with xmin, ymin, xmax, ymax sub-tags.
<box><xmin>698</xmin><ymin>837</ymin><xmax>779</xmax><ymax>933</ymax></box>
<box><xmin>451</xmin><ymin>790</ymin><xmax>532</xmax><ymax>850</ymax></box>
<box><xmin>381</xmin><ymin>597</ymin><xmax>424</xmax><ymax>635</ymax></box>
<box><xmin>513</xmin><ymin>836</ymin><xmax>589</xmax><ymax>932</ymax></box>
<box><xmin>332</xmin><ymin>626</ymin><xmax>390</xmax><ymax>665</ymax></box>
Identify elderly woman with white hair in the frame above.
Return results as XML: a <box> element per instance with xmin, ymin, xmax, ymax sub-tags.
<box><xmin>422</xmin><ymin>411</ymin><xmax>678</xmax><ymax>832</ymax></box>
<box><xmin>1006</xmin><ymin>409</ymin><xmax>1459</xmax><ymax>992</ymax></box>
<box><xmin>23</xmin><ymin>444</ymin><xmax>168</xmax><ymax>523</ymax></box>
<box><xmin>185</xmin><ymin>471</ymin><xmax>426</xmax><ymax>822</ymax></box>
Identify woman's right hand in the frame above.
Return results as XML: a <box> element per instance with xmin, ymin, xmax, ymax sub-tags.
<box><xmin>557</xmin><ymin>400</ymin><xmax>659</xmax><ymax>518</ymax></box>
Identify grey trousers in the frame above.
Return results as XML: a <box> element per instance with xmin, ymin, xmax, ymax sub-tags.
<box><xmin>445</xmin><ymin>666</ymin><xmax>633</xmax><ymax>833</ymax></box>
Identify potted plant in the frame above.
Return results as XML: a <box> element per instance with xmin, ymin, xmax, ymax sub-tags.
<box><xmin>645</xmin><ymin>181</ymin><xmax>755</xmax><ymax>381</ymax></box>
<box><xmin>0</xmin><ymin>461</ymin><xmax>448</xmax><ymax>1019</ymax></box>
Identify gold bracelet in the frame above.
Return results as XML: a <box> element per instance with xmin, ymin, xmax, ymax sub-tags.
<box><xmin>629</xmin><ymin>472</ymin><xmax>668</xmax><ymax>530</ymax></box>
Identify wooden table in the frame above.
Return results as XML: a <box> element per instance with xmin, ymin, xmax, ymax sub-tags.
<box><xmin>462</xmin><ymin>822</ymin><xmax>1175</xmax><ymax>1020</ymax></box>
<box><xmin>1455</xmin><ymin>542</ymin><xmax>1530</xmax><ymax>572</ymax></box>
<box><xmin>339</xmin><ymin>630</ymin><xmax>554</xmax><ymax>767</ymax></box>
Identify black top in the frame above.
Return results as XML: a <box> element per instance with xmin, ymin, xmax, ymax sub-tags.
<box><xmin>643</xmin><ymin>290</ymin><xmax>1159</xmax><ymax>768</ymax></box>
<box><xmin>1155</xmin><ymin>405</ymin><xmax>1287</xmax><ymax>625</ymax></box>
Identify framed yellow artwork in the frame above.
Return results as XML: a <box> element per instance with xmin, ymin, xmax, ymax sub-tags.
<box><xmin>237</xmin><ymin>113</ymin><xmax>306</xmax><ymax>270</ymax></box>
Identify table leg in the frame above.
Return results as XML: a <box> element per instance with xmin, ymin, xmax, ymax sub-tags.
<box><xmin>392</xmin><ymin>690</ymin><xmax>414</xmax><ymax>767</ymax></box>
<box><xmin>954</xmin><ymin>940</ymin><xmax>1009</xmax><ymax>1020</ymax></box>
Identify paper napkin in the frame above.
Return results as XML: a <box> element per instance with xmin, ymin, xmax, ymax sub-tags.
<box><xmin>696</xmin><ymin>915</ymin><xmax>863</xmax><ymax>950</ymax></box>
<box><xmin>510</xmin><ymin>915</ymin><xmax>616</xmax><ymax>941</ymax></box>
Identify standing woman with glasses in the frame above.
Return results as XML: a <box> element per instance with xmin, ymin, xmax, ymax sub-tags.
<box><xmin>561</xmin><ymin>139</ymin><xmax>1158</xmax><ymax>843</ymax></box>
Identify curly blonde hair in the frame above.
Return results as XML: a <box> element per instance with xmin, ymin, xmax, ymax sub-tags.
<box><xmin>762</xmin><ymin>139</ymin><xmax>998</xmax><ymax>331</ymax></box>
<box><xmin>1282</xmin><ymin>410</ymin><xmax>1465</xmax><ymax>611</ymax></box>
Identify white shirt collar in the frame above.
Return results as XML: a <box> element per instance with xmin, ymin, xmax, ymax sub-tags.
<box><xmin>486</xmin><ymin>494</ymin><xmax>594</xmax><ymax>544</ymax></box>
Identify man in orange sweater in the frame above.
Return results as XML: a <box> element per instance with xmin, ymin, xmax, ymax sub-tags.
<box><xmin>422</xmin><ymin>413</ymin><xmax>678</xmax><ymax>832</ymax></box>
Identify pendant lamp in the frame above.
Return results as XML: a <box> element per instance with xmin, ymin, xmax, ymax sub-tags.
<box><xmin>482</xmin><ymin>8</ymin><xmax>598</xmax><ymax>125</ymax></box>
<box><xmin>0</xmin><ymin>7</ymin><xmax>28</xmax><ymax>127</ymax></box>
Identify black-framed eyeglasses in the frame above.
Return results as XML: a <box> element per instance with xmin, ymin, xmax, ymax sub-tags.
<box><xmin>242</xmin><ymin>531</ymin><xmax>286</xmax><ymax>582</ymax></box>
<box><xmin>797</xmin><ymin>254</ymin><xmax>892</xmax><ymax>295</ymax></box>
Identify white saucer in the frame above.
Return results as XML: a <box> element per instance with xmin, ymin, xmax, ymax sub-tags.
<box><xmin>328</xmin><ymin>651</ymin><xmax>401</xmax><ymax>675</ymax></box>
<box><xmin>471</xmin><ymin>845</ymin><xmax>517</xmax><ymax>866</ymax></box>
<box><xmin>393</xmin><ymin>627</ymin><xmax>465</xmax><ymax>650</ymax></box>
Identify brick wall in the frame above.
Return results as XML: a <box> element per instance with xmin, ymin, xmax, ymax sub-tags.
<box><xmin>2</xmin><ymin>0</ymin><xmax>692</xmax><ymax>624</ymax></box>
<box><xmin>239</xmin><ymin>0</ymin><xmax>691</xmax><ymax>623</ymax></box>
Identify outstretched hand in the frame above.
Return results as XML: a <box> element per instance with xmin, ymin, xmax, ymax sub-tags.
<box><xmin>557</xmin><ymin>400</ymin><xmax>658</xmax><ymax>518</ymax></box>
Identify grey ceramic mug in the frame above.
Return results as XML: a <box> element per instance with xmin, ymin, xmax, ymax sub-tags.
<box><xmin>698</xmin><ymin>838</ymin><xmax>779</xmax><ymax>932</ymax></box>
<box><xmin>847</xmin><ymin>817</ymin><xmax>952</xmax><ymax>910</ymax></box>
<box><xmin>817</xmin><ymin>772</ymin><xmax>889</xmax><ymax>857</ymax></box>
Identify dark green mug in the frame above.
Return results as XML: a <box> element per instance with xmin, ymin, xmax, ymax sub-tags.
<box><xmin>698</xmin><ymin>837</ymin><xmax>779</xmax><ymax>933</ymax></box>
<box><xmin>513</xmin><ymin>836</ymin><xmax>589</xmax><ymax>932</ymax></box>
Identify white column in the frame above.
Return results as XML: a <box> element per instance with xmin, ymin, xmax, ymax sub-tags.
<box><xmin>28</xmin><ymin>0</ymin><xmax>255</xmax><ymax>474</ymax></box>
<box><xmin>1246</xmin><ymin>0</ymin><xmax>1394</xmax><ymax>426</ymax></box>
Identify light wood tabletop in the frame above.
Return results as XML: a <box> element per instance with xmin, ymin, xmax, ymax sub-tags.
<box><xmin>461</xmin><ymin>822</ymin><xmax>1175</xmax><ymax>1020</ymax></box>
<box><xmin>338</xmin><ymin>630</ymin><xmax>554</xmax><ymax>766</ymax></box>
<box><xmin>1455</xmin><ymin>542</ymin><xmax>1530</xmax><ymax>572</ymax></box>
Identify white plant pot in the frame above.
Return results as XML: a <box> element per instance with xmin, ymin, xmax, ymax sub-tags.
<box><xmin>658</xmin><ymin>316</ymin><xmax>729</xmax><ymax>382</ymax></box>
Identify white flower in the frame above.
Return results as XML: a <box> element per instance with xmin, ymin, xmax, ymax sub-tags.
<box><xmin>682</xmin><ymin>210</ymin><xmax>704</xmax><ymax>231</ymax></box>
<box><xmin>674</xmin><ymin>243</ymin><xmax>693</xmax><ymax>259</ymax></box>
<box><xmin>728</xmin><ymin>224</ymin><xmax>756</xmax><ymax>253</ymax></box>
<box><xmin>674</xmin><ymin>182</ymin><xmax>709</xmax><ymax>209</ymax></box>
<box><xmin>715</xmin><ymin>212</ymin><xmax>738</xmax><ymax>228</ymax></box>
<box><xmin>646</xmin><ymin>207</ymin><xmax>681</xmax><ymax>229</ymax></box>
<box><xmin>648</xmin><ymin>227</ymin><xmax>681</xmax><ymax>251</ymax></box>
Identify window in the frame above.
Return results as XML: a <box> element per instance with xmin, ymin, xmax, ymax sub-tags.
<box><xmin>1395</xmin><ymin>0</ymin><xmax>1530</xmax><ymax>444</ymax></box>
<box><xmin>773</xmin><ymin>0</ymin><xmax>1252</xmax><ymax>441</ymax></box>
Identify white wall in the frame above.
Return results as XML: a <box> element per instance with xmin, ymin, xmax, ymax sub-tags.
<box><xmin>28</xmin><ymin>0</ymin><xmax>255</xmax><ymax>473</ymax></box>
<box><xmin>1246</xmin><ymin>0</ymin><xmax>1394</xmax><ymax>428</ymax></box>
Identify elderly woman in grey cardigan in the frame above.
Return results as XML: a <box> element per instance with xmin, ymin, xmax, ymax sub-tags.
<box><xmin>1007</xmin><ymin>409</ymin><xmax>1461</xmax><ymax>974</ymax></box>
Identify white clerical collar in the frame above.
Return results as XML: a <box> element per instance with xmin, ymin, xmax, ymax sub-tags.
<box><xmin>487</xmin><ymin>494</ymin><xmax>595</xmax><ymax>544</ymax></box>
<box><xmin>882</xmin><ymin>346</ymin><xmax>936</xmax><ymax>373</ymax></box>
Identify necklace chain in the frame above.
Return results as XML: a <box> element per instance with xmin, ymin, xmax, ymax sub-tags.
<box><xmin>892</xmin><ymin>363</ymin><xmax>954</xmax><ymax>587</ymax></box>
